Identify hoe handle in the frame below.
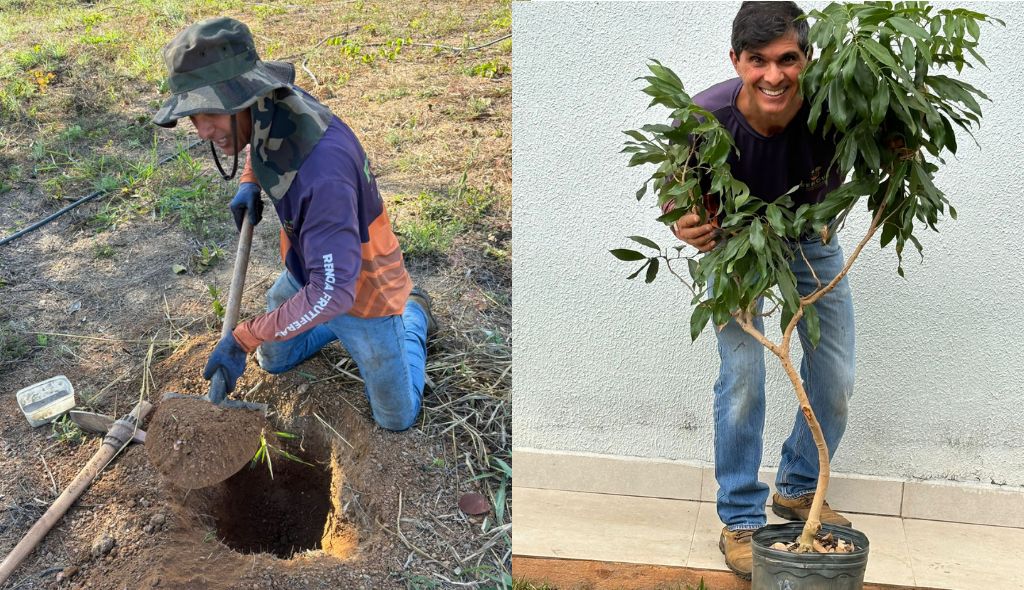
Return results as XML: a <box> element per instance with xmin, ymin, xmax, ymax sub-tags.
<box><xmin>0</xmin><ymin>400</ymin><xmax>153</xmax><ymax>585</ymax></box>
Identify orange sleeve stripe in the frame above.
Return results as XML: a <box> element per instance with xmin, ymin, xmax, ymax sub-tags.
<box><xmin>279</xmin><ymin>227</ymin><xmax>290</xmax><ymax>264</ymax></box>
<box><xmin>240</xmin><ymin>148</ymin><xmax>259</xmax><ymax>185</ymax></box>
<box><xmin>233</xmin><ymin>321</ymin><xmax>261</xmax><ymax>353</ymax></box>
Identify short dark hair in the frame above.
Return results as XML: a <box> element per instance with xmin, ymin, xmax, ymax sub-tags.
<box><xmin>731</xmin><ymin>2</ymin><xmax>810</xmax><ymax>58</ymax></box>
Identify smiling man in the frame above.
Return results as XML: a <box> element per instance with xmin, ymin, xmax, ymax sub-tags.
<box><xmin>153</xmin><ymin>17</ymin><xmax>436</xmax><ymax>432</ymax></box>
<box><xmin>667</xmin><ymin>2</ymin><xmax>854</xmax><ymax>580</ymax></box>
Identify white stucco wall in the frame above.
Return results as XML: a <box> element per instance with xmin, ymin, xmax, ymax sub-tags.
<box><xmin>512</xmin><ymin>2</ymin><xmax>1024</xmax><ymax>486</ymax></box>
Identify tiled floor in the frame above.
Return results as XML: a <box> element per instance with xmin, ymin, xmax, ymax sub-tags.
<box><xmin>515</xmin><ymin>487</ymin><xmax>1024</xmax><ymax>589</ymax></box>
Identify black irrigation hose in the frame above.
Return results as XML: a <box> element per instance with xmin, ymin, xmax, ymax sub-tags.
<box><xmin>0</xmin><ymin>140</ymin><xmax>203</xmax><ymax>247</ymax></box>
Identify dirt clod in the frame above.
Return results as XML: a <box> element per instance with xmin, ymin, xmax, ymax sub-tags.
<box><xmin>90</xmin><ymin>535</ymin><xmax>115</xmax><ymax>558</ymax></box>
<box><xmin>145</xmin><ymin>396</ymin><xmax>266</xmax><ymax>489</ymax></box>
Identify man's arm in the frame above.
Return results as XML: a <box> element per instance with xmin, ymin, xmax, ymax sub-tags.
<box><xmin>232</xmin><ymin>180</ymin><xmax>362</xmax><ymax>352</ymax></box>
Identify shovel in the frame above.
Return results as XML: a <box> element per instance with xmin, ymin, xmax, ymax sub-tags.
<box><xmin>0</xmin><ymin>400</ymin><xmax>152</xmax><ymax>585</ymax></box>
<box><xmin>163</xmin><ymin>215</ymin><xmax>267</xmax><ymax>413</ymax></box>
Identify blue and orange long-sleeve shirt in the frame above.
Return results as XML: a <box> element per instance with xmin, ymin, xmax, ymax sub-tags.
<box><xmin>231</xmin><ymin>117</ymin><xmax>412</xmax><ymax>353</ymax></box>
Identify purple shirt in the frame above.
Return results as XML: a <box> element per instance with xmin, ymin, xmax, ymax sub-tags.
<box><xmin>692</xmin><ymin>78</ymin><xmax>840</xmax><ymax>208</ymax></box>
<box><xmin>241</xmin><ymin>117</ymin><xmax>384</xmax><ymax>343</ymax></box>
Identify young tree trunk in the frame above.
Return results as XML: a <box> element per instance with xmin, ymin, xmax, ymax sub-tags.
<box><xmin>779</xmin><ymin>352</ymin><xmax>829</xmax><ymax>551</ymax></box>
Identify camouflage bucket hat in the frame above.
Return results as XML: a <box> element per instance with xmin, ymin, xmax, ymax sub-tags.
<box><xmin>153</xmin><ymin>17</ymin><xmax>295</xmax><ymax>128</ymax></box>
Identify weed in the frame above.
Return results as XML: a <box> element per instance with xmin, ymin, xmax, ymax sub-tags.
<box><xmin>155</xmin><ymin>177</ymin><xmax>231</xmax><ymax>239</ymax></box>
<box><xmin>467</xmin><ymin>60</ymin><xmax>508</xmax><ymax>79</ymax></box>
<box><xmin>192</xmin><ymin>243</ymin><xmax>222</xmax><ymax>273</ymax></box>
<box><xmin>373</xmin><ymin>87</ymin><xmax>411</xmax><ymax>103</ymax></box>
<box><xmin>93</xmin><ymin>244</ymin><xmax>115</xmax><ymax>259</ymax></box>
<box><xmin>50</xmin><ymin>415</ymin><xmax>86</xmax><ymax>446</ymax></box>
<box><xmin>467</xmin><ymin>97</ymin><xmax>493</xmax><ymax>119</ymax></box>
<box><xmin>36</xmin><ymin>334</ymin><xmax>48</xmax><ymax>346</ymax></box>
<box><xmin>485</xmin><ymin>245</ymin><xmax>509</xmax><ymax>262</ymax></box>
<box><xmin>0</xmin><ymin>322</ymin><xmax>30</xmax><ymax>361</ymax></box>
<box><xmin>252</xmin><ymin>4</ymin><xmax>286</xmax><ymax>18</ymax></box>
<box><xmin>404</xmin><ymin>574</ymin><xmax>440</xmax><ymax>590</ymax></box>
<box><xmin>385</xmin><ymin>129</ymin><xmax>404</xmax><ymax>149</ymax></box>
<box><xmin>430</xmin><ymin>457</ymin><xmax>445</xmax><ymax>468</ymax></box>
<box><xmin>59</xmin><ymin>124</ymin><xmax>86</xmax><ymax>143</ymax></box>
<box><xmin>397</xmin><ymin>218</ymin><xmax>458</xmax><ymax>259</ymax></box>
<box><xmin>207</xmin><ymin>284</ymin><xmax>225</xmax><ymax>320</ymax></box>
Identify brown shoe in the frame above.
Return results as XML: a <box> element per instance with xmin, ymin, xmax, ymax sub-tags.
<box><xmin>718</xmin><ymin>527</ymin><xmax>755</xmax><ymax>580</ymax></box>
<box><xmin>771</xmin><ymin>492</ymin><xmax>852</xmax><ymax>527</ymax></box>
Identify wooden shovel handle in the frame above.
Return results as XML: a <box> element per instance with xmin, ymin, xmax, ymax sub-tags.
<box><xmin>221</xmin><ymin>215</ymin><xmax>254</xmax><ymax>339</ymax></box>
<box><xmin>0</xmin><ymin>400</ymin><xmax>153</xmax><ymax>585</ymax></box>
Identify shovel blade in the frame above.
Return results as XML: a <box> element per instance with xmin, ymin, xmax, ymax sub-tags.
<box><xmin>69</xmin><ymin>410</ymin><xmax>146</xmax><ymax>444</ymax></box>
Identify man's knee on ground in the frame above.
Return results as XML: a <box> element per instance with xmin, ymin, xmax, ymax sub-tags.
<box><xmin>256</xmin><ymin>346</ymin><xmax>290</xmax><ymax>375</ymax></box>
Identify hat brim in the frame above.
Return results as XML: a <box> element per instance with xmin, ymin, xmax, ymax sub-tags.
<box><xmin>153</xmin><ymin>60</ymin><xmax>296</xmax><ymax>128</ymax></box>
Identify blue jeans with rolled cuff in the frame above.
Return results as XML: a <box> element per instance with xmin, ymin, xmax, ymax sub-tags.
<box><xmin>711</xmin><ymin>236</ymin><xmax>855</xmax><ymax>531</ymax></box>
<box><xmin>255</xmin><ymin>271</ymin><xmax>429</xmax><ymax>431</ymax></box>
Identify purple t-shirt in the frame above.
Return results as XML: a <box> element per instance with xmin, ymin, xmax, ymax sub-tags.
<box><xmin>692</xmin><ymin>78</ymin><xmax>840</xmax><ymax>208</ymax></box>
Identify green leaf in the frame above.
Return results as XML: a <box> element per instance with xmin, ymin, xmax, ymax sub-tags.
<box><xmin>901</xmin><ymin>37</ymin><xmax>916</xmax><ymax>71</ymax></box>
<box><xmin>687</xmin><ymin>257</ymin><xmax>699</xmax><ymax>280</ymax></box>
<box><xmin>645</xmin><ymin>258</ymin><xmax>660</xmax><ymax>283</ymax></box>
<box><xmin>610</xmin><ymin>248</ymin><xmax>646</xmax><ymax>261</ymax></box>
<box><xmin>869</xmin><ymin>84</ymin><xmax>889</xmax><ymax>126</ymax></box>
<box><xmin>861</xmin><ymin>38</ymin><xmax>900</xmax><ymax>72</ymax></box>
<box><xmin>888</xmin><ymin>16</ymin><xmax>930</xmax><ymax>42</ymax></box>
<box><xmin>748</xmin><ymin>219</ymin><xmax>765</xmax><ymax>251</ymax></box>
<box><xmin>803</xmin><ymin>304</ymin><xmax>821</xmax><ymax>348</ymax></box>
<box><xmin>626</xmin><ymin>260</ymin><xmax>651</xmax><ymax>280</ymax></box>
<box><xmin>628</xmin><ymin>235</ymin><xmax>660</xmax><ymax>250</ymax></box>
<box><xmin>765</xmin><ymin>204</ymin><xmax>785</xmax><ymax>234</ymax></box>
<box><xmin>490</xmin><ymin>456</ymin><xmax>513</xmax><ymax>477</ymax></box>
<box><xmin>657</xmin><ymin>207</ymin><xmax>687</xmax><ymax>224</ymax></box>
<box><xmin>689</xmin><ymin>303</ymin><xmax>712</xmax><ymax>342</ymax></box>
<box><xmin>623</xmin><ymin>129</ymin><xmax>647</xmax><ymax>142</ymax></box>
<box><xmin>171</xmin><ymin>264</ymin><xmax>187</xmax><ymax>274</ymax></box>
<box><xmin>36</xmin><ymin>334</ymin><xmax>48</xmax><ymax>346</ymax></box>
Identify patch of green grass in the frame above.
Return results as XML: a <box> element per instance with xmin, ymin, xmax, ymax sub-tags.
<box><xmin>155</xmin><ymin>180</ymin><xmax>231</xmax><ymax>238</ymax></box>
<box><xmin>466</xmin><ymin>59</ymin><xmax>509</xmax><ymax>79</ymax></box>
<box><xmin>93</xmin><ymin>243</ymin><xmax>115</xmax><ymax>259</ymax></box>
<box><xmin>50</xmin><ymin>415</ymin><xmax>86</xmax><ymax>446</ymax></box>
<box><xmin>0</xmin><ymin>321</ymin><xmax>31</xmax><ymax>361</ymax></box>
<box><xmin>396</xmin><ymin>217</ymin><xmax>459</xmax><ymax>259</ymax></box>
<box><xmin>371</xmin><ymin>87</ymin><xmax>411</xmax><ymax>103</ymax></box>
<box><xmin>467</xmin><ymin>96</ymin><xmax>493</xmax><ymax>119</ymax></box>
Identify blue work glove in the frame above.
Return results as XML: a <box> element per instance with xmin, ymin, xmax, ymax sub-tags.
<box><xmin>202</xmin><ymin>332</ymin><xmax>247</xmax><ymax>392</ymax></box>
<box><xmin>229</xmin><ymin>182</ymin><xmax>263</xmax><ymax>232</ymax></box>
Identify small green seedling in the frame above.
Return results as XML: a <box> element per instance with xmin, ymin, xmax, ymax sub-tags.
<box><xmin>250</xmin><ymin>430</ymin><xmax>313</xmax><ymax>479</ymax></box>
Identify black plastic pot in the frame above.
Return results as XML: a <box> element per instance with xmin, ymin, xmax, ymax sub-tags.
<box><xmin>751</xmin><ymin>523</ymin><xmax>870</xmax><ymax>590</ymax></box>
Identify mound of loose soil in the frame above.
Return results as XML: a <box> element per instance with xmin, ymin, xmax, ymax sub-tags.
<box><xmin>145</xmin><ymin>396</ymin><xmax>266</xmax><ymax>490</ymax></box>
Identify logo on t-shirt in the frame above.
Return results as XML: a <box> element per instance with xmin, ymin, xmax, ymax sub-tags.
<box><xmin>801</xmin><ymin>166</ymin><xmax>826</xmax><ymax>192</ymax></box>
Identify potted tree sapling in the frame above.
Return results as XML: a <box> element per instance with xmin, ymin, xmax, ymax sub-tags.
<box><xmin>614</xmin><ymin>2</ymin><xmax>1000</xmax><ymax>586</ymax></box>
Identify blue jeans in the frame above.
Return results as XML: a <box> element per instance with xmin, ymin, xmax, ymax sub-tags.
<box><xmin>255</xmin><ymin>271</ymin><xmax>428</xmax><ymax>431</ymax></box>
<box><xmin>712</xmin><ymin>237</ymin><xmax>855</xmax><ymax>531</ymax></box>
